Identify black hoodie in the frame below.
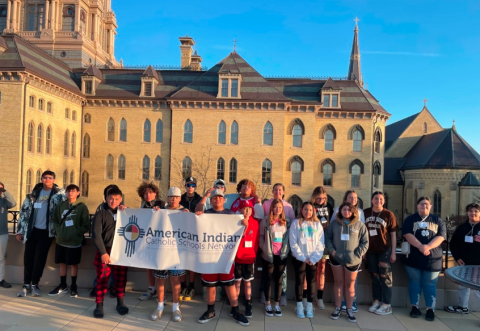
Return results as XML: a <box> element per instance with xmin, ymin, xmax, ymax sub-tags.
<box><xmin>450</xmin><ymin>220</ymin><xmax>480</xmax><ymax>265</ymax></box>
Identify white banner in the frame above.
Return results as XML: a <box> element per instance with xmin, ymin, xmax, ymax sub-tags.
<box><xmin>110</xmin><ymin>209</ymin><xmax>245</xmax><ymax>273</ymax></box>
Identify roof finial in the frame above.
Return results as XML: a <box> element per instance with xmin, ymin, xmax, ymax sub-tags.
<box><xmin>354</xmin><ymin>17</ymin><xmax>360</xmax><ymax>29</ymax></box>
<box><xmin>423</xmin><ymin>98</ymin><xmax>428</xmax><ymax>107</ymax></box>
<box><xmin>452</xmin><ymin>119</ymin><xmax>457</xmax><ymax>131</ymax></box>
<box><xmin>233</xmin><ymin>38</ymin><xmax>238</xmax><ymax>52</ymax></box>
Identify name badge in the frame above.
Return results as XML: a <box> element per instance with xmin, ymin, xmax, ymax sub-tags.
<box><xmin>341</xmin><ymin>234</ymin><xmax>350</xmax><ymax>241</ymax></box>
<box><xmin>65</xmin><ymin>220</ymin><xmax>74</xmax><ymax>227</ymax></box>
<box><xmin>369</xmin><ymin>229</ymin><xmax>378</xmax><ymax>236</ymax></box>
<box><xmin>321</xmin><ymin>217</ymin><xmax>327</xmax><ymax>223</ymax></box>
<box><xmin>34</xmin><ymin>202</ymin><xmax>42</xmax><ymax>209</ymax></box>
<box><xmin>275</xmin><ymin>231</ymin><xmax>283</xmax><ymax>238</ymax></box>
<box><xmin>419</xmin><ymin>222</ymin><xmax>427</xmax><ymax>229</ymax></box>
<box><xmin>465</xmin><ymin>236</ymin><xmax>474</xmax><ymax>243</ymax></box>
<box><xmin>113</xmin><ymin>214</ymin><xmax>117</xmax><ymax>221</ymax></box>
<box><xmin>300</xmin><ymin>237</ymin><xmax>307</xmax><ymax>244</ymax></box>
<box><xmin>245</xmin><ymin>241</ymin><xmax>253</xmax><ymax>248</ymax></box>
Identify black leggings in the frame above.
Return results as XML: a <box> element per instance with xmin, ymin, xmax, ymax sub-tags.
<box><xmin>263</xmin><ymin>256</ymin><xmax>287</xmax><ymax>303</ymax></box>
<box><xmin>293</xmin><ymin>258</ymin><xmax>317</xmax><ymax>303</ymax></box>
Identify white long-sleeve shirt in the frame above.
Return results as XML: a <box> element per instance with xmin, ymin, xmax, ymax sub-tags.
<box><xmin>289</xmin><ymin>218</ymin><xmax>325</xmax><ymax>265</ymax></box>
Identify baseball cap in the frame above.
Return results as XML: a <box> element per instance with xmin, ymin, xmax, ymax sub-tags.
<box><xmin>211</xmin><ymin>189</ymin><xmax>224</xmax><ymax>197</ymax></box>
<box><xmin>185</xmin><ymin>176</ymin><xmax>196</xmax><ymax>184</ymax></box>
<box><xmin>214</xmin><ymin>179</ymin><xmax>226</xmax><ymax>186</ymax></box>
<box><xmin>238</xmin><ymin>199</ymin><xmax>254</xmax><ymax>209</ymax></box>
<box><xmin>168</xmin><ymin>187</ymin><xmax>182</xmax><ymax>197</ymax></box>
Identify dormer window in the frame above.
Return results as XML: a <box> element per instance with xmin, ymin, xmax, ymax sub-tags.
<box><xmin>323</xmin><ymin>93</ymin><xmax>340</xmax><ymax>108</ymax></box>
<box><xmin>144</xmin><ymin>82</ymin><xmax>152</xmax><ymax>96</ymax></box>
<box><xmin>217</xmin><ymin>73</ymin><xmax>242</xmax><ymax>99</ymax></box>
<box><xmin>231</xmin><ymin>79</ymin><xmax>238</xmax><ymax>97</ymax></box>
<box><xmin>140</xmin><ymin>65</ymin><xmax>159</xmax><ymax>98</ymax></box>
<box><xmin>221</xmin><ymin>79</ymin><xmax>228</xmax><ymax>97</ymax></box>
<box><xmin>85</xmin><ymin>81</ymin><xmax>92</xmax><ymax>95</ymax></box>
<box><xmin>82</xmin><ymin>77</ymin><xmax>96</xmax><ymax>95</ymax></box>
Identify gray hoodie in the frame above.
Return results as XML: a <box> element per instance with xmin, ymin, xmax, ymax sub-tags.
<box><xmin>0</xmin><ymin>190</ymin><xmax>16</xmax><ymax>235</ymax></box>
<box><xmin>259</xmin><ymin>218</ymin><xmax>290</xmax><ymax>263</ymax></box>
<box><xmin>325</xmin><ymin>215</ymin><xmax>369</xmax><ymax>268</ymax></box>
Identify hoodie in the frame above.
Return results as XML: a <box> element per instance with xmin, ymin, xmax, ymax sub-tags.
<box><xmin>260</xmin><ymin>217</ymin><xmax>290</xmax><ymax>263</ymax></box>
<box><xmin>450</xmin><ymin>220</ymin><xmax>480</xmax><ymax>265</ymax></box>
<box><xmin>289</xmin><ymin>218</ymin><xmax>325</xmax><ymax>265</ymax></box>
<box><xmin>235</xmin><ymin>216</ymin><xmax>259</xmax><ymax>264</ymax></box>
<box><xmin>52</xmin><ymin>200</ymin><xmax>90</xmax><ymax>247</ymax></box>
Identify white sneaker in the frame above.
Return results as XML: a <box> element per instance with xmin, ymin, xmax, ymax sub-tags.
<box><xmin>375</xmin><ymin>304</ymin><xmax>392</xmax><ymax>315</ymax></box>
<box><xmin>306</xmin><ymin>302</ymin><xmax>314</xmax><ymax>318</ymax></box>
<box><xmin>139</xmin><ymin>289</ymin><xmax>157</xmax><ymax>301</ymax></box>
<box><xmin>369</xmin><ymin>301</ymin><xmax>381</xmax><ymax>313</ymax></box>
<box><xmin>317</xmin><ymin>299</ymin><xmax>325</xmax><ymax>310</ymax></box>
<box><xmin>296</xmin><ymin>303</ymin><xmax>305</xmax><ymax>318</ymax></box>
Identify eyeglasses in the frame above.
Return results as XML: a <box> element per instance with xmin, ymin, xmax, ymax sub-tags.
<box><xmin>42</xmin><ymin>177</ymin><xmax>54</xmax><ymax>180</ymax></box>
<box><xmin>186</xmin><ymin>183</ymin><xmax>196</xmax><ymax>188</ymax></box>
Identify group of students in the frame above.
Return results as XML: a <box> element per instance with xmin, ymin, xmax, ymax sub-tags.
<box><xmin>8</xmin><ymin>170</ymin><xmax>480</xmax><ymax>326</ymax></box>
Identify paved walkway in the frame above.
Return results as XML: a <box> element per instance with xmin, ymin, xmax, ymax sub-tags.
<box><xmin>0</xmin><ymin>286</ymin><xmax>478</xmax><ymax>331</ymax></box>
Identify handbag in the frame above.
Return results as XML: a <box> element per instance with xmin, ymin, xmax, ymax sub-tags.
<box><xmin>401</xmin><ymin>241</ymin><xmax>410</xmax><ymax>257</ymax></box>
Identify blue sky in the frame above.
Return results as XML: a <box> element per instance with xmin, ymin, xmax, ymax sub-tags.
<box><xmin>112</xmin><ymin>0</ymin><xmax>480</xmax><ymax>152</ymax></box>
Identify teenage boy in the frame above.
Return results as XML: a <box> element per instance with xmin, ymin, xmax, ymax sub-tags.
<box><xmin>196</xmin><ymin>189</ymin><xmax>249</xmax><ymax>326</ymax></box>
<box><xmin>49</xmin><ymin>184</ymin><xmax>90</xmax><ymax>297</ymax></box>
<box><xmin>92</xmin><ymin>187</ymin><xmax>128</xmax><ymax>318</ymax></box>
<box><xmin>180</xmin><ymin>177</ymin><xmax>202</xmax><ymax>300</ymax></box>
<box><xmin>16</xmin><ymin>171</ymin><xmax>66</xmax><ymax>297</ymax></box>
<box><xmin>0</xmin><ymin>182</ymin><xmax>16</xmax><ymax>288</ymax></box>
<box><xmin>196</xmin><ymin>179</ymin><xmax>239</xmax><ymax>212</ymax></box>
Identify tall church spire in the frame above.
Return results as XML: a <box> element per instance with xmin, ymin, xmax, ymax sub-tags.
<box><xmin>347</xmin><ymin>17</ymin><xmax>363</xmax><ymax>87</ymax></box>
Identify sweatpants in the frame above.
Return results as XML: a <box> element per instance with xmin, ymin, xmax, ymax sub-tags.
<box><xmin>24</xmin><ymin>228</ymin><xmax>54</xmax><ymax>285</ymax></box>
<box><xmin>94</xmin><ymin>249</ymin><xmax>128</xmax><ymax>303</ymax></box>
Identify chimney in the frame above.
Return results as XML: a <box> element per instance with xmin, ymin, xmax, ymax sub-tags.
<box><xmin>190</xmin><ymin>49</ymin><xmax>202</xmax><ymax>71</ymax></box>
<box><xmin>179</xmin><ymin>36</ymin><xmax>195</xmax><ymax>70</ymax></box>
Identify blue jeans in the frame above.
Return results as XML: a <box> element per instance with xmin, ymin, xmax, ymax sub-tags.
<box><xmin>404</xmin><ymin>265</ymin><xmax>440</xmax><ymax>309</ymax></box>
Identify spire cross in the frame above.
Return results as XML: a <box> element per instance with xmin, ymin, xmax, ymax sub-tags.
<box><xmin>233</xmin><ymin>38</ymin><xmax>238</xmax><ymax>52</ymax></box>
<box><xmin>354</xmin><ymin>17</ymin><xmax>360</xmax><ymax>26</ymax></box>
<box><xmin>453</xmin><ymin>119</ymin><xmax>455</xmax><ymax>126</ymax></box>
<box><xmin>423</xmin><ymin>98</ymin><xmax>428</xmax><ymax>107</ymax></box>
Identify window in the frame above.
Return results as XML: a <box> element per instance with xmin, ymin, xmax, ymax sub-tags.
<box><xmin>70</xmin><ymin>171</ymin><xmax>74</xmax><ymax>185</ymax></box>
<box><xmin>221</xmin><ymin>79</ymin><xmax>228</xmax><ymax>97</ymax></box>
<box><xmin>374</xmin><ymin>128</ymin><xmax>382</xmax><ymax>153</ymax></box>
<box><xmin>81</xmin><ymin>171</ymin><xmax>89</xmax><ymax>197</ymax></box>
<box><xmin>85</xmin><ymin>81</ymin><xmax>92</xmax><ymax>95</ymax></box>
<box><xmin>63</xmin><ymin>170</ymin><xmax>68</xmax><ymax>188</ymax></box>
<box><xmin>325</xmin><ymin>130</ymin><xmax>334</xmax><ymax>151</ymax></box>
<box><xmin>47</xmin><ymin>102</ymin><xmax>52</xmax><ymax>114</ymax></box>
<box><xmin>323</xmin><ymin>94</ymin><xmax>330</xmax><ymax>107</ymax></box>
<box><xmin>263</xmin><ymin>122</ymin><xmax>273</xmax><ymax>146</ymax></box>
<box><xmin>118</xmin><ymin>155</ymin><xmax>126</xmax><ymax>180</ymax></box>
<box><xmin>72</xmin><ymin>110</ymin><xmax>77</xmax><ymax>121</ymax></box>
<box><xmin>156</xmin><ymin>120</ymin><xmax>163</xmax><ymax>143</ymax></box>
<box><xmin>143</xmin><ymin>119</ymin><xmax>151</xmax><ymax>142</ymax></box>
<box><xmin>423</xmin><ymin>122</ymin><xmax>427</xmax><ymax>134</ymax></box>
<box><xmin>36</xmin><ymin>169</ymin><xmax>42</xmax><ymax>184</ymax></box>
<box><xmin>71</xmin><ymin>132</ymin><xmax>76</xmax><ymax>157</ymax></box>
<box><xmin>288</xmin><ymin>195</ymin><xmax>303</xmax><ymax>218</ymax></box>
<box><xmin>107</xmin><ymin>118</ymin><xmax>115</xmax><ymax>141</ymax></box>
<box><xmin>29</xmin><ymin>96</ymin><xmax>35</xmax><ymax>108</ymax></box>
<box><xmin>144</xmin><ymin>82</ymin><xmax>152</xmax><ymax>96</ymax></box>
<box><xmin>26</xmin><ymin>169</ymin><xmax>32</xmax><ymax>193</ymax></box>
<box><xmin>433</xmin><ymin>190</ymin><xmax>442</xmax><ymax>216</ymax></box>
<box><xmin>218</xmin><ymin>121</ymin><xmax>226</xmax><ymax>144</ymax></box>
<box><xmin>217</xmin><ymin>158</ymin><xmax>225</xmax><ymax>180</ymax></box>
<box><xmin>65</xmin><ymin>108</ymin><xmax>70</xmax><ymax>119</ymax></box>
<box><xmin>184</xmin><ymin>120</ymin><xmax>193</xmax><ymax>143</ymax></box>
<box><xmin>323</xmin><ymin>164</ymin><xmax>332</xmax><ymax>186</ymax></box>
<box><xmin>154</xmin><ymin>156</ymin><xmax>162</xmax><ymax>180</ymax></box>
<box><xmin>106</xmin><ymin>154</ymin><xmax>114</xmax><ymax>179</ymax></box>
<box><xmin>64</xmin><ymin>130</ymin><xmax>69</xmax><ymax>156</ymax></box>
<box><xmin>231</xmin><ymin>121</ymin><xmax>238</xmax><ymax>145</ymax></box>
<box><xmin>182</xmin><ymin>157</ymin><xmax>192</xmax><ymax>180</ymax></box>
<box><xmin>292</xmin><ymin>124</ymin><xmax>302</xmax><ymax>147</ymax></box>
<box><xmin>291</xmin><ymin>161</ymin><xmax>301</xmax><ymax>186</ymax></box>
<box><xmin>84</xmin><ymin>113</ymin><xmax>91</xmax><ymax>123</ymax></box>
<box><xmin>36</xmin><ymin>124</ymin><xmax>43</xmax><ymax>153</ymax></box>
<box><xmin>62</xmin><ymin>5</ymin><xmax>74</xmax><ymax>31</ymax></box>
<box><xmin>27</xmin><ymin>122</ymin><xmax>34</xmax><ymax>152</ymax></box>
<box><xmin>353</xmin><ymin>130</ymin><xmax>362</xmax><ymax>152</ymax></box>
<box><xmin>332</xmin><ymin>94</ymin><xmax>338</xmax><ymax>107</ymax></box>
<box><xmin>120</xmin><ymin>118</ymin><xmax>127</xmax><ymax>142</ymax></box>
<box><xmin>38</xmin><ymin>99</ymin><xmax>44</xmax><ymax>111</ymax></box>
<box><xmin>46</xmin><ymin>126</ymin><xmax>51</xmax><ymax>154</ymax></box>
<box><xmin>231</xmin><ymin>79</ymin><xmax>238</xmax><ymax>97</ymax></box>
<box><xmin>229</xmin><ymin>158</ymin><xmax>237</xmax><ymax>183</ymax></box>
<box><xmin>83</xmin><ymin>133</ymin><xmax>90</xmax><ymax>158</ymax></box>
<box><xmin>373</xmin><ymin>162</ymin><xmax>381</xmax><ymax>188</ymax></box>
<box><xmin>351</xmin><ymin>165</ymin><xmax>361</xmax><ymax>187</ymax></box>
<box><xmin>262</xmin><ymin>159</ymin><xmax>272</xmax><ymax>185</ymax></box>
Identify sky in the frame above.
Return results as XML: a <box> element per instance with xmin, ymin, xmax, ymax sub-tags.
<box><xmin>112</xmin><ymin>0</ymin><xmax>480</xmax><ymax>152</ymax></box>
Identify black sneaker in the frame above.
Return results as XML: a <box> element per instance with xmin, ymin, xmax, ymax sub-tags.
<box><xmin>48</xmin><ymin>284</ymin><xmax>68</xmax><ymax>296</ymax></box>
<box><xmin>230</xmin><ymin>307</ymin><xmax>236</xmax><ymax>317</ymax></box>
<box><xmin>346</xmin><ymin>308</ymin><xmax>357</xmax><ymax>323</ymax></box>
<box><xmin>331</xmin><ymin>306</ymin><xmax>341</xmax><ymax>320</ymax></box>
<box><xmin>274</xmin><ymin>306</ymin><xmax>282</xmax><ymax>317</ymax></box>
<box><xmin>0</xmin><ymin>280</ymin><xmax>12</xmax><ymax>288</ymax></box>
<box><xmin>245</xmin><ymin>301</ymin><xmax>253</xmax><ymax>318</ymax></box>
<box><xmin>198</xmin><ymin>310</ymin><xmax>215</xmax><ymax>323</ymax></box>
<box><xmin>445</xmin><ymin>306</ymin><xmax>469</xmax><ymax>314</ymax></box>
<box><xmin>70</xmin><ymin>286</ymin><xmax>78</xmax><ymax>298</ymax></box>
<box><xmin>425</xmin><ymin>308</ymin><xmax>435</xmax><ymax>321</ymax></box>
<box><xmin>265</xmin><ymin>305</ymin><xmax>274</xmax><ymax>317</ymax></box>
<box><xmin>410</xmin><ymin>306</ymin><xmax>421</xmax><ymax>318</ymax></box>
<box><xmin>232</xmin><ymin>311</ymin><xmax>250</xmax><ymax>326</ymax></box>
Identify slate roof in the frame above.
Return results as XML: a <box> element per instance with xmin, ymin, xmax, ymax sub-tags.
<box><xmin>0</xmin><ymin>34</ymin><xmax>81</xmax><ymax>94</ymax></box>
<box><xmin>383</xmin><ymin>158</ymin><xmax>405</xmax><ymax>185</ymax></box>
<box><xmin>459</xmin><ymin>172</ymin><xmax>480</xmax><ymax>187</ymax></box>
<box><xmin>83</xmin><ymin>65</ymin><xmax>103</xmax><ymax>80</ymax></box>
<box><xmin>385</xmin><ymin>112</ymin><xmax>420</xmax><ymax>151</ymax></box>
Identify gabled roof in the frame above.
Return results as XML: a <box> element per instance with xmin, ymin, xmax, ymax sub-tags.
<box><xmin>385</xmin><ymin>112</ymin><xmax>420</xmax><ymax>150</ymax></box>
<box><xmin>322</xmin><ymin>77</ymin><xmax>340</xmax><ymax>90</ymax></box>
<box><xmin>459</xmin><ymin>172</ymin><xmax>480</xmax><ymax>187</ymax></box>
<box><xmin>142</xmin><ymin>65</ymin><xmax>160</xmax><ymax>81</ymax></box>
<box><xmin>402</xmin><ymin>128</ymin><xmax>480</xmax><ymax>170</ymax></box>
<box><xmin>83</xmin><ymin>65</ymin><xmax>103</xmax><ymax>80</ymax></box>
<box><xmin>170</xmin><ymin>52</ymin><xmax>290</xmax><ymax>101</ymax></box>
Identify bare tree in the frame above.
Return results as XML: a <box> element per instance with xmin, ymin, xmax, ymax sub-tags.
<box><xmin>251</xmin><ymin>176</ymin><xmax>272</xmax><ymax>202</ymax></box>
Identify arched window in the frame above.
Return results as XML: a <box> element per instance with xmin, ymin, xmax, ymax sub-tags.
<box><xmin>373</xmin><ymin>161</ymin><xmax>381</xmax><ymax>188</ymax></box>
<box><xmin>142</xmin><ymin>155</ymin><xmax>150</xmax><ymax>180</ymax></box>
<box><xmin>184</xmin><ymin>120</ymin><xmax>193</xmax><ymax>143</ymax></box>
<box><xmin>118</xmin><ymin>155</ymin><xmax>126</xmax><ymax>180</ymax></box>
<box><xmin>328</xmin><ymin>195</ymin><xmax>335</xmax><ymax>208</ymax></box>
<box><xmin>433</xmin><ymin>190</ymin><xmax>442</xmax><ymax>216</ymax></box>
<box><xmin>143</xmin><ymin>119</ymin><xmax>151</xmax><ymax>142</ymax></box>
<box><xmin>229</xmin><ymin>158</ymin><xmax>237</xmax><ymax>183</ymax></box>
<box><xmin>106</xmin><ymin>154</ymin><xmax>114</xmax><ymax>179</ymax></box>
<box><xmin>323</xmin><ymin>164</ymin><xmax>333</xmax><ymax>186</ymax></box>
<box><xmin>71</xmin><ymin>131</ymin><xmax>76</xmax><ymax>157</ymax></box>
<box><xmin>292</xmin><ymin>124</ymin><xmax>303</xmax><ymax>147</ymax></box>
<box><xmin>156</xmin><ymin>120</ymin><xmax>163</xmax><ymax>143</ymax></box>
<box><xmin>70</xmin><ymin>171</ymin><xmax>75</xmax><ymax>185</ymax></box>
<box><xmin>218</xmin><ymin>121</ymin><xmax>226</xmax><ymax>144</ymax></box>
<box><xmin>46</xmin><ymin>126</ymin><xmax>51</xmax><ymax>154</ymax></box>
<box><xmin>288</xmin><ymin>195</ymin><xmax>303</xmax><ymax>218</ymax></box>
<box><xmin>65</xmin><ymin>108</ymin><xmax>70</xmax><ymax>119</ymax></box>
<box><xmin>38</xmin><ymin>99</ymin><xmax>44</xmax><ymax>111</ymax></box>
<box><xmin>81</xmin><ymin>171</ymin><xmax>89</xmax><ymax>197</ymax></box>
<box><xmin>36</xmin><ymin>169</ymin><xmax>42</xmax><ymax>183</ymax></box>
<box><xmin>231</xmin><ymin>121</ymin><xmax>238</xmax><ymax>145</ymax></box>
<box><xmin>423</xmin><ymin>122</ymin><xmax>427</xmax><ymax>134</ymax></box>
<box><xmin>64</xmin><ymin>130</ymin><xmax>69</xmax><ymax>156</ymax></box>
<box><xmin>262</xmin><ymin>159</ymin><xmax>272</xmax><ymax>185</ymax></box>
<box><xmin>325</xmin><ymin>130</ymin><xmax>334</xmax><ymax>151</ymax></box>
<box><xmin>84</xmin><ymin>113</ymin><xmax>91</xmax><ymax>123</ymax></box>
<box><xmin>36</xmin><ymin>124</ymin><xmax>43</xmax><ymax>153</ymax></box>
<box><xmin>29</xmin><ymin>95</ymin><xmax>35</xmax><ymax>108</ymax></box>
<box><xmin>63</xmin><ymin>169</ymin><xmax>68</xmax><ymax>188</ymax></box>
<box><xmin>26</xmin><ymin>169</ymin><xmax>32</xmax><ymax>193</ymax></box>
<box><xmin>83</xmin><ymin>133</ymin><xmax>90</xmax><ymax>158</ymax></box>
<box><xmin>263</xmin><ymin>122</ymin><xmax>273</xmax><ymax>146</ymax></box>
<box><xmin>119</xmin><ymin>118</ymin><xmax>127</xmax><ymax>142</ymax></box>
<box><xmin>72</xmin><ymin>110</ymin><xmax>77</xmax><ymax>121</ymax></box>
<box><xmin>107</xmin><ymin>118</ymin><xmax>115</xmax><ymax>141</ymax></box>
<box><xmin>155</xmin><ymin>156</ymin><xmax>162</xmax><ymax>180</ymax></box>
<box><xmin>217</xmin><ymin>158</ymin><xmax>225</xmax><ymax>180</ymax></box>
<box><xmin>374</xmin><ymin>127</ymin><xmax>382</xmax><ymax>154</ymax></box>
<box><xmin>182</xmin><ymin>157</ymin><xmax>192</xmax><ymax>179</ymax></box>
<box><xmin>27</xmin><ymin>122</ymin><xmax>34</xmax><ymax>152</ymax></box>
<box><xmin>353</xmin><ymin>130</ymin><xmax>362</xmax><ymax>152</ymax></box>
<box><xmin>47</xmin><ymin>102</ymin><xmax>52</xmax><ymax>114</ymax></box>
<box><xmin>291</xmin><ymin>161</ymin><xmax>302</xmax><ymax>186</ymax></box>
<box><xmin>351</xmin><ymin>165</ymin><xmax>361</xmax><ymax>187</ymax></box>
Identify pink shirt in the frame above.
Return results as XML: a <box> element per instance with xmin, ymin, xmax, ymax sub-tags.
<box><xmin>271</xmin><ymin>219</ymin><xmax>286</xmax><ymax>255</ymax></box>
<box><xmin>263</xmin><ymin>199</ymin><xmax>296</xmax><ymax>224</ymax></box>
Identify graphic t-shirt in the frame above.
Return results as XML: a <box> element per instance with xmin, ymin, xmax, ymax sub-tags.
<box><xmin>364</xmin><ymin>208</ymin><xmax>398</xmax><ymax>253</ymax></box>
<box><xmin>271</xmin><ymin>219</ymin><xmax>286</xmax><ymax>255</ymax></box>
<box><xmin>34</xmin><ymin>189</ymin><xmax>51</xmax><ymax>229</ymax></box>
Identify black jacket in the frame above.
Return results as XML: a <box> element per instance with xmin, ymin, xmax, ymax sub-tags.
<box><xmin>450</xmin><ymin>220</ymin><xmax>480</xmax><ymax>265</ymax></box>
<box><xmin>180</xmin><ymin>192</ymin><xmax>202</xmax><ymax>213</ymax></box>
<box><xmin>92</xmin><ymin>202</ymin><xmax>118</xmax><ymax>255</ymax></box>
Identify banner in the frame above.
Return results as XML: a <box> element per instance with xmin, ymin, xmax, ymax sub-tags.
<box><xmin>110</xmin><ymin>209</ymin><xmax>245</xmax><ymax>273</ymax></box>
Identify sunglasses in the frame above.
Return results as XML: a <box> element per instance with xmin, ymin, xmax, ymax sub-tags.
<box><xmin>186</xmin><ymin>183</ymin><xmax>196</xmax><ymax>188</ymax></box>
<box><xmin>215</xmin><ymin>185</ymin><xmax>225</xmax><ymax>189</ymax></box>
